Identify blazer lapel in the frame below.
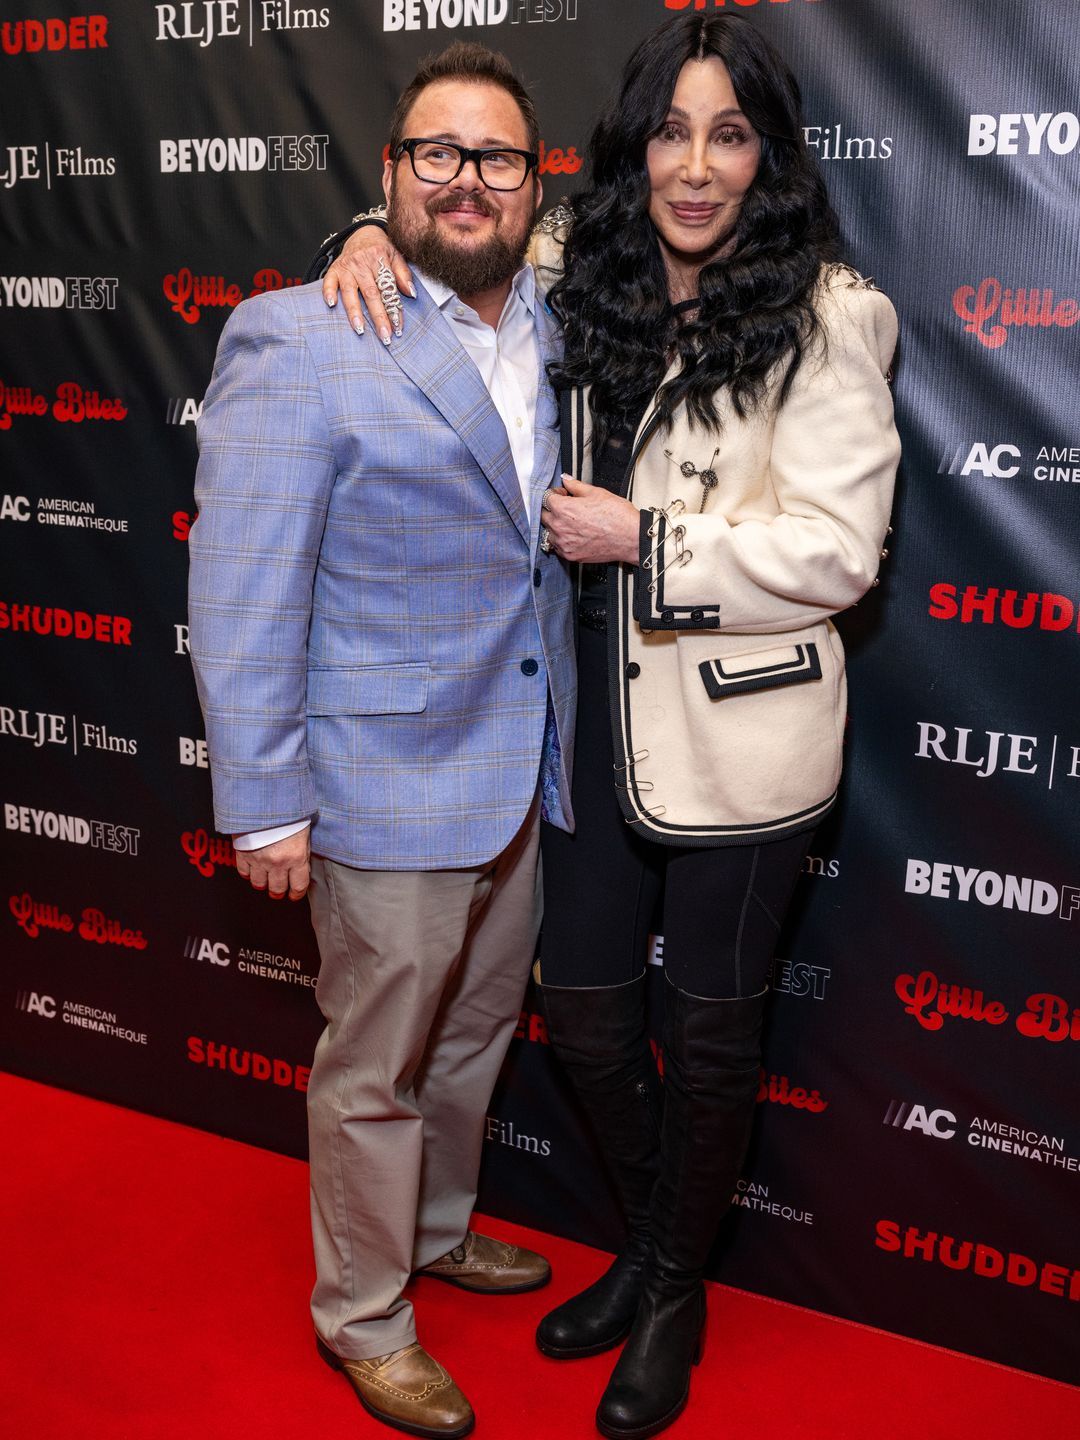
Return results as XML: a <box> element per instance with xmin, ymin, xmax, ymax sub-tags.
<box><xmin>383</xmin><ymin>283</ymin><xmax>529</xmax><ymax>543</ymax></box>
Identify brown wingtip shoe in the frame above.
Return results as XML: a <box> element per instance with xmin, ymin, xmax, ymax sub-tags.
<box><xmin>416</xmin><ymin>1229</ymin><xmax>551</xmax><ymax>1294</ymax></box>
<box><xmin>317</xmin><ymin>1336</ymin><xmax>474</xmax><ymax>1439</ymax></box>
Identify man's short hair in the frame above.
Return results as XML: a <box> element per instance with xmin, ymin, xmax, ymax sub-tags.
<box><xmin>388</xmin><ymin>41</ymin><xmax>540</xmax><ymax>156</ymax></box>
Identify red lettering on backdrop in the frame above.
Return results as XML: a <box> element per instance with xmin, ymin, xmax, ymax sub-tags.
<box><xmin>893</xmin><ymin>970</ymin><xmax>1009</xmax><ymax>1031</ymax></box>
<box><xmin>952</xmin><ymin>276</ymin><xmax>1080</xmax><ymax>349</ymax></box>
<box><xmin>537</xmin><ymin>141</ymin><xmax>582</xmax><ymax>176</ymax></box>
<box><xmin>0</xmin><ymin>383</ymin><xmax>49</xmax><ymax>429</ymax></box>
<box><xmin>1</xmin><ymin>19</ymin><xmax>108</xmax><ymax>54</ymax></box>
<box><xmin>181</xmin><ymin>828</ymin><xmax>237</xmax><ymax>878</ymax></box>
<box><xmin>379</xmin><ymin>141</ymin><xmax>581</xmax><ymax>175</ymax></box>
<box><xmin>927</xmin><ymin>583</ymin><xmax>1080</xmax><ymax>631</ymax></box>
<box><xmin>895</xmin><ymin>970</ymin><xmax>1080</xmax><ymax>1043</ymax></box>
<box><xmin>250</xmin><ymin>269</ymin><xmax>303</xmax><ymax>296</ymax></box>
<box><xmin>163</xmin><ymin>269</ymin><xmax>243</xmax><ymax>325</ymax></box>
<box><xmin>172</xmin><ymin>511</ymin><xmax>196</xmax><ymax>541</ymax></box>
<box><xmin>0</xmin><ymin>605</ymin><xmax>131</xmax><ymax>643</ymax></box>
<box><xmin>163</xmin><ymin>269</ymin><xmax>302</xmax><ymax>323</ymax></box>
<box><xmin>513</xmin><ymin>1009</ymin><xmax>550</xmax><ymax>1044</ymax></box>
<box><xmin>77</xmin><ymin>907</ymin><xmax>148</xmax><ymax>950</ymax></box>
<box><xmin>0</xmin><ymin>384</ymin><xmax>126</xmax><ymax>427</ymax></box>
<box><xmin>9</xmin><ymin>892</ymin><xmax>74</xmax><ymax>938</ymax></box>
<box><xmin>52</xmin><ymin>382</ymin><xmax>127</xmax><ymax>422</ymax></box>
<box><xmin>875</xmin><ymin>1221</ymin><xmax>1080</xmax><ymax>1302</ymax></box>
<box><xmin>1016</xmin><ymin>993</ymin><xmax>1080</xmax><ymax>1043</ymax></box>
<box><xmin>757</xmin><ymin>1071</ymin><xmax>828</xmax><ymax>1112</ymax></box>
<box><xmin>9</xmin><ymin>892</ymin><xmax>145</xmax><ymax>949</ymax></box>
<box><xmin>664</xmin><ymin>2</ymin><xmax>820</xmax><ymax>10</ymax></box>
<box><xmin>186</xmin><ymin>1036</ymin><xmax>311</xmax><ymax>1092</ymax></box>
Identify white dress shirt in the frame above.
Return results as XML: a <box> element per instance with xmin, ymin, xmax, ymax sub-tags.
<box><xmin>420</xmin><ymin>263</ymin><xmax>540</xmax><ymax>520</ymax></box>
<box><xmin>234</xmin><ymin>264</ymin><xmax>542</xmax><ymax>853</ymax></box>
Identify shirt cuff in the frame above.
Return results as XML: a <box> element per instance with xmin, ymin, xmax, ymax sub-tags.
<box><xmin>233</xmin><ymin>820</ymin><xmax>311</xmax><ymax>851</ymax></box>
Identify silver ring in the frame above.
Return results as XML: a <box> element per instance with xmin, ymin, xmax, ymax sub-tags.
<box><xmin>541</xmin><ymin>489</ymin><xmax>553</xmax><ymax>511</ymax></box>
<box><xmin>539</xmin><ymin>527</ymin><xmax>554</xmax><ymax>554</ymax></box>
<box><xmin>375</xmin><ymin>259</ymin><xmax>403</xmax><ymax>331</ymax></box>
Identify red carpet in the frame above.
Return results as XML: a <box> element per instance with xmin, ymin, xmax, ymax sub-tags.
<box><xmin>2</xmin><ymin>1071</ymin><xmax>1076</xmax><ymax>1439</ymax></box>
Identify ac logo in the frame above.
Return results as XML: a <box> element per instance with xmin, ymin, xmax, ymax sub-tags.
<box><xmin>884</xmin><ymin>1098</ymin><xmax>957</xmax><ymax>1139</ymax></box>
<box><xmin>938</xmin><ymin>442</ymin><xmax>1021</xmax><ymax>479</ymax></box>
<box><xmin>1</xmin><ymin>496</ymin><xmax>30</xmax><ymax>522</ymax></box>
<box><xmin>166</xmin><ymin>397</ymin><xmax>202</xmax><ymax>425</ymax></box>
<box><xmin>15</xmin><ymin>989</ymin><xmax>56</xmax><ymax>1018</ymax></box>
<box><xmin>184</xmin><ymin>935</ymin><xmax>230</xmax><ymax>965</ymax></box>
<box><xmin>184</xmin><ymin>935</ymin><xmax>231</xmax><ymax>965</ymax></box>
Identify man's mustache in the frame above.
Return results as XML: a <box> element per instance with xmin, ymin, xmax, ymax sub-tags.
<box><xmin>426</xmin><ymin>193</ymin><xmax>498</xmax><ymax>220</ymax></box>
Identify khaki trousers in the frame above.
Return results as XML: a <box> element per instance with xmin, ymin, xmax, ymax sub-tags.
<box><xmin>305</xmin><ymin>800</ymin><xmax>540</xmax><ymax>1360</ymax></box>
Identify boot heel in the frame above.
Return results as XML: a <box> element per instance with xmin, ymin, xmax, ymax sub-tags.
<box><xmin>692</xmin><ymin>1300</ymin><xmax>707</xmax><ymax>1365</ymax></box>
<box><xmin>315</xmin><ymin>1336</ymin><xmax>344</xmax><ymax>1371</ymax></box>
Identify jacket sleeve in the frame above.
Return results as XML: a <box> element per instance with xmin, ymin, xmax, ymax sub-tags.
<box><xmin>526</xmin><ymin>205</ymin><xmax>574</xmax><ymax>301</ymax></box>
<box><xmin>633</xmin><ymin>276</ymin><xmax>900</xmax><ymax>634</ymax></box>
<box><xmin>188</xmin><ymin>291</ymin><xmax>336</xmax><ymax>834</ymax></box>
<box><xmin>303</xmin><ymin>205</ymin><xmax>388</xmax><ymax>283</ymax></box>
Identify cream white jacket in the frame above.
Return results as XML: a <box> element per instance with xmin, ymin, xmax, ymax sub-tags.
<box><xmin>534</xmin><ymin>228</ymin><xmax>901</xmax><ymax>845</ymax></box>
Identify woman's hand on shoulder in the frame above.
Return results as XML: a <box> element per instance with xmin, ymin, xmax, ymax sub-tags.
<box><xmin>322</xmin><ymin>228</ymin><xmax>415</xmax><ymax>344</ymax></box>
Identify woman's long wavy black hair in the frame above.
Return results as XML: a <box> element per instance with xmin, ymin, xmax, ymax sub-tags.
<box><xmin>547</xmin><ymin>13</ymin><xmax>840</xmax><ymax>441</ymax></box>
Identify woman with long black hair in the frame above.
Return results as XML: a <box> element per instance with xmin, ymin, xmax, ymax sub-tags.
<box><xmin>315</xmin><ymin>14</ymin><xmax>899</xmax><ymax>1438</ymax></box>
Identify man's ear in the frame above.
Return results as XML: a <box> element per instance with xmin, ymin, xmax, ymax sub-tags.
<box><xmin>382</xmin><ymin>158</ymin><xmax>394</xmax><ymax>206</ymax></box>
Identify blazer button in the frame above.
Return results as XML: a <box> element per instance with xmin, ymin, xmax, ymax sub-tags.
<box><xmin>661</xmin><ymin>609</ymin><xmax>674</xmax><ymax>623</ymax></box>
<box><xmin>625</xmin><ymin>662</ymin><xmax>641</xmax><ymax>679</ymax></box>
<box><xmin>533</xmin><ymin>568</ymin><xmax>542</xmax><ymax>587</ymax></box>
<box><xmin>521</xmin><ymin>658</ymin><xmax>539</xmax><ymax>676</ymax></box>
<box><xmin>690</xmin><ymin>608</ymin><xmax>704</xmax><ymax>621</ymax></box>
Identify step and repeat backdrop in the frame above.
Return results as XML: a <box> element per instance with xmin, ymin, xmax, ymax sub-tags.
<box><xmin>2</xmin><ymin>0</ymin><xmax>1078</xmax><ymax>1387</ymax></box>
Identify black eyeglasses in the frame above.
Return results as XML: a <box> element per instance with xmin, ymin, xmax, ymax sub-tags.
<box><xmin>395</xmin><ymin>138</ymin><xmax>538</xmax><ymax>191</ymax></box>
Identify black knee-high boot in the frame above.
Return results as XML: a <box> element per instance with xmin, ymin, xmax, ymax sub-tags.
<box><xmin>535</xmin><ymin>972</ymin><xmax>663</xmax><ymax>1359</ymax></box>
<box><xmin>596</xmin><ymin>978</ymin><xmax>768</xmax><ymax>1440</ymax></box>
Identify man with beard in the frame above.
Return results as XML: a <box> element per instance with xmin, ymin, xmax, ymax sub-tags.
<box><xmin>188</xmin><ymin>43</ymin><xmax>576</xmax><ymax>1440</ymax></box>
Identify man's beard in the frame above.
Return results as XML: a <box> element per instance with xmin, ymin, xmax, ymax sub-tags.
<box><xmin>387</xmin><ymin>184</ymin><xmax>534</xmax><ymax>298</ymax></box>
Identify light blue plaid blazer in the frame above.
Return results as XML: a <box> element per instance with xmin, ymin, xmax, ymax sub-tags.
<box><xmin>188</xmin><ymin>278</ymin><xmax>575</xmax><ymax>870</ymax></box>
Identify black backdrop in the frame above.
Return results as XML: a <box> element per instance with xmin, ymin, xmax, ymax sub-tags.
<box><xmin>3</xmin><ymin>0</ymin><xmax>1079</xmax><ymax>1388</ymax></box>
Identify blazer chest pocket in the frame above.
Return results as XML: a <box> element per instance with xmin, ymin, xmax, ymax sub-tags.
<box><xmin>307</xmin><ymin>664</ymin><xmax>430</xmax><ymax>716</ymax></box>
<box><xmin>698</xmin><ymin>643</ymin><xmax>821</xmax><ymax>700</ymax></box>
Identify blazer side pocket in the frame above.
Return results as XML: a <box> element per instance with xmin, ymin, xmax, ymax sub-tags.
<box><xmin>698</xmin><ymin>643</ymin><xmax>822</xmax><ymax>700</ymax></box>
<box><xmin>306</xmin><ymin>663</ymin><xmax>430</xmax><ymax>715</ymax></box>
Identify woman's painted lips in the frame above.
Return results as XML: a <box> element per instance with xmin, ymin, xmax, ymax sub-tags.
<box><xmin>668</xmin><ymin>203</ymin><xmax>720</xmax><ymax>222</ymax></box>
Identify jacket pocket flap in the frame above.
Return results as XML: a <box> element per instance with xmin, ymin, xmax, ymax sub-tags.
<box><xmin>698</xmin><ymin>643</ymin><xmax>822</xmax><ymax>700</ymax></box>
<box><xmin>306</xmin><ymin>664</ymin><xmax>430</xmax><ymax>716</ymax></box>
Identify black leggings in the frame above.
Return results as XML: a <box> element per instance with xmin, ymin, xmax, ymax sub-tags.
<box><xmin>540</xmin><ymin>624</ymin><xmax>809</xmax><ymax>1000</ymax></box>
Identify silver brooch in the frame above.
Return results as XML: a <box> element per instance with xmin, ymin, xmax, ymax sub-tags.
<box><xmin>665</xmin><ymin>448</ymin><xmax>720</xmax><ymax>512</ymax></box>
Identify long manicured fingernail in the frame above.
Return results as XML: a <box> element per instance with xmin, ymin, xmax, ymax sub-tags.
<box><xmin>380</xmin><ymin>327</ymin><xmax>392</xmax><ymax>346</ymax></box>
<box><xmin>394</xmin><ymin>322</ymin><xmax>403</xmax><ymax>337</ymax></box>
<box><xmin>326</xmin><ymin>293</ymin><xmax>336</xmax><ymax>308</ymax></box>
<box><xmin>404</xmin><ymin>281</ymin><xmax>417</xmax><ymax>298</ymax></box>
<box><xmin>354</xmin><ymin>318</ymin><xmax>365</xmax><ymax>336</ymax></box>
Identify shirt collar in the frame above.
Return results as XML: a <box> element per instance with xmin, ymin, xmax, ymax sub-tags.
<box><xmin>417</xmin><ymin>263</ymin><xmax>536</xmax><ymax>321</ymax></box>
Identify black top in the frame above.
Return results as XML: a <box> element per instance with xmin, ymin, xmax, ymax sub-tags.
<box><xmin>578</xmin><ymin>298</ymin><xmax>700</xmax><ymax>608</ymax></box>
<box><xmin>579</xmin><ymin>406</ymin><xmax>645</xmax><ymax>606</ymax></box>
